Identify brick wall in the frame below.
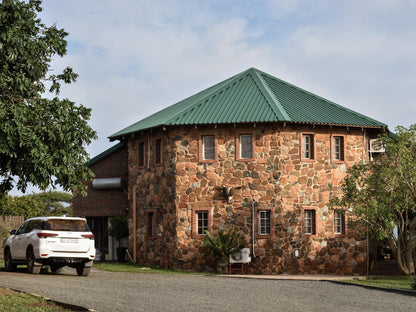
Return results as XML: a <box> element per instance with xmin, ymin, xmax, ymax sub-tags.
<box><xmin>129</xmin><ymin>124</ymin><xmax>380</xmax><ymax>274</ymax></box>
<box><xmin>73</xmin><ymin>144</ymin><xmax>129</xmax><ymax>218</ymax></box>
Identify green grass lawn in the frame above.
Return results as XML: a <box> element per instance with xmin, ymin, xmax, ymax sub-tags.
<box><xmin>0</xmin><ymin>289</ymin><xmax>74</xmax><ymax>312</ymax></box>
<box><xmin>342</xmin><ymin>276</ymin><xmax>415</xmax><ymax>291</ymax></box>
<box><xmin>92</xmin><ymin>261</ymin><xmax>207</xmax><ymax>275</ymax></box>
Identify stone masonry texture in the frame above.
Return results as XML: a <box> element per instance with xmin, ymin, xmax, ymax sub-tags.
<box><xmin>127</xmin><ymin>123</ymin><xmax>381</xmax><ymax>275</ymax></box>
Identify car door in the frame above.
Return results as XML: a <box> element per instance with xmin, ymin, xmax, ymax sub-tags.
<box><xmin>12</xmin><ymin>221</ymin><xmax>29</xmax><ymax>259</ymax></box>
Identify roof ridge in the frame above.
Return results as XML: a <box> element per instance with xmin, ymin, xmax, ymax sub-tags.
<box><xmin>259</xmin><ymin>70</ymin><xmax>387</xmax><ymax>127</ymax></box>
<box><xmin>109</xmin><ymin>67</ymin><xmax>387</xmax><ymax>140</ymax></box>
<box><xmin>249</xmin><ymin>68</ymin><xmax>291</xmax><ymax>121</ymax></box>
<box><xmin>164</xmin><ymin>68</ymin><xmax>253</xmax><ymax>125</ymax></box>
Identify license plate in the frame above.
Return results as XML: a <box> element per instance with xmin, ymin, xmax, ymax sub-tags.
<box><xmin>61</xmin><ymin>238</ymin><xmax>78</xmax><ymax>243</ymax></box>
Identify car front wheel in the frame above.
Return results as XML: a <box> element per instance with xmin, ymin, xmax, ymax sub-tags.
<box><xmin>4</xmin><ymin>248</ymin><xmax>16</xmax><ymax>272</ymax></box>
<box><xmin>26</xmin><ymin>248</ymin><xmax>41</xmax><ymax>274</ymax></box>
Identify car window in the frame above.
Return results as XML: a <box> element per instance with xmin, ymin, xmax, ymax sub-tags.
<box><xmin>16</xmin><ymin>222</ymin><xmax>28</xmax><ymax>235</ymax></box>
<box><xmin>25</xmin><ymin>221</ymin><xmax>34</xmax><ymax>233</ymax></box>
<box><xmin>44</xmin><ymin>219</ymin><xmax>90</xmax><ymax>232</ymax></box>
<box><xmin>32</xmin><ymin>220</ymin><xmax>43</xmax><ymax>230</ymax></box>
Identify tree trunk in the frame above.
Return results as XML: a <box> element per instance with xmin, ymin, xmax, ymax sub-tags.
<box><xmin>396</xmin><ymin>217</ymin><xmax>416</xmax><ymax>275</ymax></box>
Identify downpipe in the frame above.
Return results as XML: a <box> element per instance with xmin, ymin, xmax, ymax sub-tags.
<box><xmin>251</xmin><ymin>199</ymin><xmax>259</xmax><ymax>262</ymax></box>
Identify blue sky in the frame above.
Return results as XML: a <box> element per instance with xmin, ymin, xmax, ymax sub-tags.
<box><xmin>13</xmin><ymin>0</ymin><xmax>416</xmax><ymax>194</ymax></box>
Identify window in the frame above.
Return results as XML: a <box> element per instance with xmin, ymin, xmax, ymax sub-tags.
<box><xmin>236</xmin><ymin>133</ymin><xmax>254</xmax><ymax>161</ymax></box>
<box><xmin>138</xmin><ymin>141</ymin><xmax>146</xmax><ymax>168</ymax></box>
<box><xmin>146</xmin><ymin>211</ymin><xmax>156</xmax><ymax>239</ymax></box>
<box><xmin>334</xmin><ymin>211</ymin><xmax>346</xmax><ymax>235</ymax></box>
<box><xmin>332</xmin><ymin>136</ymin><xmax>345</xmax><ymax>162</ymax></box>
<box><xmin>202</xmin><ymin>135</ymin><xmax>216</xmax><ymax>161</ymax></box>
<box><xmin>155</xmin><ymin>138</ymin><xmax>162</xmax><ymax>165</ymax></box>
<box><xmin>16</xmin><ymin>222</ymin><xmax>28</xmax><ymax>235</ymax></box>
<box><xmin>258</xmin><ymin>210</ymin><xmax>271</xmax><ymax>235</ymax></box>
<box><xmin>304</xmin><ymin>209</ymin><xmax>316</xmax><ymax>235</ymax></box>
<box><xmin>197</xmin><ymin>211</ymin><xmax>209</xmax><ymax>235</ymax></box>
<box><xmin>193</xmin><ymin>209</ymin><xmax>210</xmax><ymax>237</ymax></box>
<box><xmin>302</xmin><ymin>133</ymin><xmax>315</xmax><ymax>160</ymax></box>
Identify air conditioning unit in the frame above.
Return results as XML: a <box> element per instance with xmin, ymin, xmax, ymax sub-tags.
<box><xmin>369</xmin><ymin>139</ymin><xmax>385</xmax><ymax>153</ymax></box>
<box><xmin>229</xmin><ymin>248</ymin><xmax>251</xmax><ymax>264</ymax></box>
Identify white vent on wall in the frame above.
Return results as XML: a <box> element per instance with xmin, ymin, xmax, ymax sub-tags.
<box><xmin>92</xmin><ymin>177</ymin><xmax>123</xmax><ymax>189</ymax></box>
<box><xmin>369</xmin><ymin>139</ymin><xmax>385</xmax><ymax>153</ymax></box>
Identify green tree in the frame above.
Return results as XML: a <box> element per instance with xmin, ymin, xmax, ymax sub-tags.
<box><xmin>0</xmin><ymin>191</ymin><xmax>72</xmax><ymax>218</ymax></box>
<box><xmin>331</xmin><ymin>125</ymin><xmax>416</xmax><ymax>275</ymax></box>
<box><xmin>0</xmin><ymin>0</ymin><xmax>96</xmax><ymax>195</ymax></box>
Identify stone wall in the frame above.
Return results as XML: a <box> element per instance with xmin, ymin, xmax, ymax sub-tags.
<box><xmin>128</xmin><ymin>129</ymin><xmax>177</xmax><ymax>267</ymax></box>
<box><xmin>129</xmin><ymin>124</ymin><xmax>376</xmax><ymax>274</ymax></box>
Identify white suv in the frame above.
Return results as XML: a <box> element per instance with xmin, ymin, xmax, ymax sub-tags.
<box><xmin>4</xmin><ymin>216</ymin><xmax>95</xmax><ymax>276</ymax></box>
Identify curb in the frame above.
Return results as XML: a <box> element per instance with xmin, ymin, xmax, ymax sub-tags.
<box><xmin>218</xmin><ymin>274</ymin><xmax>416</xmax><ymax>297</ymax></box>
<box><xmin>4</xmin><ymin>287</ymin><xmax>94</xmax><ymax>311</ymax></box>
<box><xmin>328</xmin><ymin>280</ymin><xmax>416</xmax><ymax>297</ymax></box>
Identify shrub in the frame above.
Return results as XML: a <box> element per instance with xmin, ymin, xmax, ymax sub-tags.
<box><xmin>108</xmin><ymin>216</ymin><xmax>129</xmax><ymax>244</ymax></box>
<box><xmin>202</xmin><ymin>228</ymin><xmax>244</xmax><ymax>259</ymax></box>
<box><xmin>410</xmin><ymin>273</ymin><xmax>416</xmax><ymax>290</ymax></box>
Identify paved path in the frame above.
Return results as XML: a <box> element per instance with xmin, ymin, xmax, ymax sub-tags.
<box><xmin>0</xmin><ymin>268</ymin><xmax>415</xmax><ymax>312</ymax></box>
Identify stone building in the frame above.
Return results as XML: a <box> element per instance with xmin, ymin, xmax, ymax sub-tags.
<box><xmin>83</xmin><ymin>68</ymin><xmax>388</xmax><ymax>274</ymax></box>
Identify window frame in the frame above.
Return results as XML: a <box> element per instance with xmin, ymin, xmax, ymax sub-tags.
<box><xmin>301</xmin><ymin>132</ymin><xmax>315</xmax><ymax>161</ymax></box>
<box><xmin>138</xmin><ymin>140</ymin><xmax>146</xmax><ymax>169</ymax></box>
<box><xmin>154</xmin><ymin>138</ymin><xmax>163</xmax><ymax>166</ymax></box>
<box><xmin>145</xmin><ymin>210</ymin><xmax>156</xmax><ymax>240</ymax></box>
<box><xmin>192</xmin><ymin>208</ymin><xmax>211</xmax><ymax>238</ymax></box>
<box><xmin>236</xmin><ymin>132</ymin><xmax>255</xmax><ymax>161</ymax></box>
<box><xmin>199</xmin><ymin>134</ymin><xmax>217</xmax><ymax>163</ymax></box>
<box><xmin>303</xmin><ymin>208</ymin><xmax>317</xmax><ymax>236</ymax></box>
<box><xmin>333</xmin><ymin>210</ymin><xmax>347</xmax><ymax>236</ymax></box>
<box><xmin>255</xmin><ymin>208</ymin><xmax>273</xmax><ymax>239</ymax></box>
<box><xmin>331</xmin><ymin>135</ymin><xmax>345</xmax><ymax>163</ymax></box>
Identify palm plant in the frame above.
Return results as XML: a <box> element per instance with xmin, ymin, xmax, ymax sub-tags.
<box><xmin>202</xmin><ymin>228</ymin><xmax>244</xmax><ymax>259</ymax></box>
<box><xmin>411</xmin><ymin>273</ymin><xmax>416</xmax><ymax>290</ymax></box>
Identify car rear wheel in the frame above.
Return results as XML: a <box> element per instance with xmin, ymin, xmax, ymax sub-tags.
<box><xmin>4</xmin><ymin>248</ymin><xmax>16</xmax><ymax>272</ymax></box>
<box><xmin>27</xmin><ymin>248</ymin><xmax>41</xmax><ymax>274</ymax></box>
<box><xmin>76</xmin><ymin>263</ymin><xmax>91</xmax><ymax>276</ymax></box>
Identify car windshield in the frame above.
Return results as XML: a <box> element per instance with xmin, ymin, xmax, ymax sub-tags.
<box><xmin>44</xmin><ymin>219</ymin><xmax>90</xmax><ymax>232</ymax></box>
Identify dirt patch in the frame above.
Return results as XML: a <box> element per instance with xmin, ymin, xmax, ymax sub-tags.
<box><xmin>0</xmin><ymin>286</ymin><xmax>18</xmax><ymax>295</ymax></box>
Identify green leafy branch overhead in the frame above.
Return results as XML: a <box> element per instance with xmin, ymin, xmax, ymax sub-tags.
<box><xmin>0</xmin><ymin>0</ymin><xmax>97</xmax><ymax>195</ymax></box>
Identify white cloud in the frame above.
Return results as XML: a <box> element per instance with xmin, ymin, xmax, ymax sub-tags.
<box><xmin>38</xmin><ymin>0</ymin><xmax>416</xmax><ymax>159</ymax></box>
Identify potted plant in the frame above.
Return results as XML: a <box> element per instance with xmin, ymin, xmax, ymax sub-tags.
<box><xmin>108</xmin><ymin>216</ymin><xmax>129</xmax><ymax>262</ymax></box>
<box><xmin>202</xmin><ymin>228</ymin><xmax>245</xmax><ymax>273</ymax></box>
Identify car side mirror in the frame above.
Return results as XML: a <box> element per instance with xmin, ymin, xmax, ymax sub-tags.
<box><xmin>10</xmin><ymin>230</ymin><xmax>16</xmax><ymax>235</ymax></box>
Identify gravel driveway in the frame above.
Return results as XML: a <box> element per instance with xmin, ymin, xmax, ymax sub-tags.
<box><xmin>0</xmin><ymin>268</ymin><xmax>415</xmax><ymax>312</ymax></box>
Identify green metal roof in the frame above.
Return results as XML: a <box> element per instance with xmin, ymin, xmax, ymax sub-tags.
<box><xmin>109</xmin><ymin>68</ymin><xmax>387</xmax><ymax>140</ymax></box>
<box><xmin>85</xmin><ymin>142</ymin><xmax>124</xmax><ymax>167</ymax></box>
